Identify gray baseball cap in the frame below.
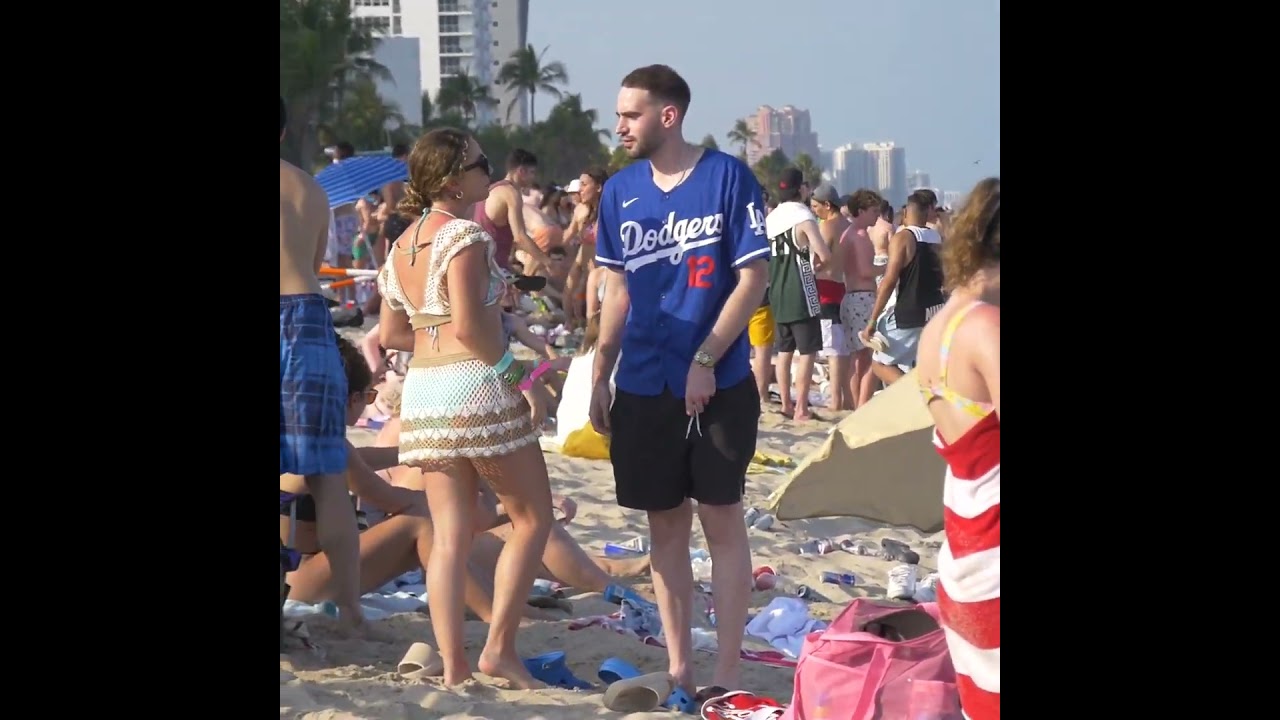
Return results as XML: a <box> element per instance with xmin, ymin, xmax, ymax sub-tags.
<box><xmin>811</xmin><ymin>182</ymin><xmax>840</xmax><ymax>205</ymax></box>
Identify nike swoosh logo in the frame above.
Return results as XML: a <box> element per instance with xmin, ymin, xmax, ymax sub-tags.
<box><xmin>622</xmin><ymin>198</ymin><xmax>639</xmax><ymax>208</ymax></box>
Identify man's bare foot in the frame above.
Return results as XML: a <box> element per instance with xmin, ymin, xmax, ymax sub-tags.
<box><xmin>478</xmin><ymin>650</ymin><xmax>546</xmax><ymax>690</ymax></box>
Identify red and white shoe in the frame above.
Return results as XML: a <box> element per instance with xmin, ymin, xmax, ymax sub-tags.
<box><xmin>700</xmin><ymin>690</ymin><xmax>786</xmax><ymax>720</ymax></box>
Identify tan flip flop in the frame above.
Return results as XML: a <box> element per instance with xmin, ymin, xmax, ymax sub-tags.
<box><xmin>397</xmin><ymin>642</ymin><xmax>444</xmax><ymax>680</ymax></box>
<box><xmin>602</xmin><ymin>672</ymin><xmax>674</xmax><ymax>712</ymax></box>
<box><xmin>864</xmin><ymin>334</ymin><xmax>888</xmax><ymax>353</ymax></box>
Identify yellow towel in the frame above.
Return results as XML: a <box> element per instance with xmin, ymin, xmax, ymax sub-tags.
<box><xmin>746</xmin><ymin>451</ymin><xmax>795</xmax><ymax>475</ymax></box>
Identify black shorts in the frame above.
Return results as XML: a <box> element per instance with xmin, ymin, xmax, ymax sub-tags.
<box><xmin>775</xmin><ymin>316</ymin><xmax>822</xmax><ymax>355</ymax></box>
<box><xmin>609</xmin><ymin>377</ymin><xmax>760</xmax><ymax>512</ymax></box>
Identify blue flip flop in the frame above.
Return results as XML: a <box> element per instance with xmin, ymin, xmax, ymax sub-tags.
<box><xmin>665</xmin><ymin>686</ymin><xmax>697</xmax><ymax>714</ymax></box>
<box><xmin>522</xmin><ymin>651</ymin><xmax>592</xmax><ymax>690</ymax></box>
<box><xmin>598</xmin><ymin>656</ymin><xmax>643</xmax><ymax>684</ymax></box>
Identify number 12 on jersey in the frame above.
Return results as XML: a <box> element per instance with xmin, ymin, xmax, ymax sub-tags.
<box><xmin>687</xmin><ymin>255</ymin><xmax>715</xmax><ymax>288</ymax></box>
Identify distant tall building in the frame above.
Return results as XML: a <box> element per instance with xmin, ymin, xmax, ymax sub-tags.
<box><xmin>350</xmin><ymin>0</ymin><xmax>529</xmax><ymax>128</ymax></box>
<box><xmin>831</xmin><ymin>143</ymin><xmax>875</xmax><ymax>195</ymax></box>
<box><xmin>907</xmin><ymin>170</ymin><xmax>931</xmax><ymax>190</ymax></box>
<box><xmin>864</xmin><ymin>142</ymin><xmax>908</xmax><ymax>207</ymax></box>
<box><xmin>745</xmin><ymin>105</ymin><xmax>821</xmax><ymax>167</ymax></box>
<box><xmin>943</xmin><ymin>190</ymin><xmax>965</xmax><ymax>209</ymax></box>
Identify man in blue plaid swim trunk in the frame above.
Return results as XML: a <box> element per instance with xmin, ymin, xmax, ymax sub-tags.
<box><xmin>279</xmin><ymin>96</ymin><xmax>363</xmax><ymax>627</ymax></box>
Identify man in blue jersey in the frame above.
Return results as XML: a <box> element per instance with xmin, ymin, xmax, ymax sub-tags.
<box><xmin>589</xmin><ymin>64</ymin><xmax>769</xmax><ymax>698</ymax></box>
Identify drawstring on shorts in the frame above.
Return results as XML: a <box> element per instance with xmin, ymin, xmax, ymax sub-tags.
<box><xmin>686</xmin><ymin>412</ymin><xmax>703</xmax><ymax>439</ymax></box>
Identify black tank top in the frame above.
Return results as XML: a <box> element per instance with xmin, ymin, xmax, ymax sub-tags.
<box><xmin>894</xmin><ymin>227</ymin><xmax>946</xmax><ymax>329</ymax></box>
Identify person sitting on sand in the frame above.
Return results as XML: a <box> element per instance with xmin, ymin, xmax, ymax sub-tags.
<box><xmin>282</xmin><ymin>336</ymin><xmax>649</xmax><ymax>623</ymax></box>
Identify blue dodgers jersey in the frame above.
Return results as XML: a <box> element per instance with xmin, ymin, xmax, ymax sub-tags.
<box><xmin>595</xmin><ymin>149</ymin><xmax>769</xmax><ymax>397</ymax></box>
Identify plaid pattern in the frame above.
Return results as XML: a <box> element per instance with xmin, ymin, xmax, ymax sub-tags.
<box><xmin>280</xmin><ymin>294</ymin><xmax>349</xmax><ymax>475</ymax></box>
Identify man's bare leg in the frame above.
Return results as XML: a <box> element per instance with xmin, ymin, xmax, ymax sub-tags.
<box><xmin>827</xmin><ymin>354</ymin><xmax>848</xmax><ymax>412</ymax></box>
<box><xmin>775</xmin><ymin>351</ymin><xmax>795</xmax><ymax>414</ymax></box>
<box><xmin>649</xmin><ymin>501</ymin><xmax>697</xmax><ymax>694</ymax></box>
<box><xmin>793</xmin><ymin>353</ymin><xmax>815</xmax><ymax>418</ymax></box>
<box><xmin>304</xmin><ymin>472</ymin><xmax>363</xmax><ymax>627</ymax></box>
<box><xmin>853</xmin><ymin>349</ymin><xmax>876</xmax><ymax>407</ymax></box>
<box><xmin>698</xmin><ymin>501</ymin><xmax>751</xmax><ymax>690</ymax></box>
<box><xmin>751</xmin><ymin>345</ymin><xmax>773</xmax><ymax>408</ymax></box>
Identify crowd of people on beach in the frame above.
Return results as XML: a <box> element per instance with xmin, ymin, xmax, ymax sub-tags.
<box><xmin>280</xmin><ymin>62</ymin><xmax>1000</xmax><ymax>717</ymax></box>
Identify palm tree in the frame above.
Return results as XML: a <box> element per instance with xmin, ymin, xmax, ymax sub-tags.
<box><xmin>793</xmin><ymin>153</ymin><xmax>823</xmax><ymax>186</ymax></box>
<box><xmin>495</xmin><ymin>44</ymin><xmax>569</xmax><ymax>126</ymax></box>
<box><xmin>726</xmin><ymin>118</ymin><xmax>757</xmax><ymax>159</ymax></box>
<box><xmin>279</xmin><ymin>0</ymin><xmax>388</xmax><ymax>165</ymax></box>
<box><xmin>531</xmin><ymin>94</ymin><xmax>611</xmax><ymax>181</ymax></box>
<box><xmin>435</xmin><ymin>71</ymin><xmax>497</xmax><ymax>123</ymax></box>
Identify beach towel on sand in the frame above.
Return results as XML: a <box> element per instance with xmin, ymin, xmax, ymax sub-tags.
<box><xmin>280</xmin><ymin>294</ymin><xmax>349</xmax><ymax>475</ymax></box>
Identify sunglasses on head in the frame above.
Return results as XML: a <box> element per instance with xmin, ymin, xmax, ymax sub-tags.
<box><xmin>462</xmin><ymin>154</ymin><xmax>490</xmax><ymax>177</ymax></box>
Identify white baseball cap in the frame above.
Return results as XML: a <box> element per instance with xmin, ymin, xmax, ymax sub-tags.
<box><xmin>564</xmin><ymin>179</ymin><xmax>581</xmax><ymax>193</ymax></box>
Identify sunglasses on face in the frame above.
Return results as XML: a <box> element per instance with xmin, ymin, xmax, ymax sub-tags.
<box><xmin>462</xmin><ymin>154</ymin><xmax>490</xmax><ymax>177</ymax></box>
<box><xmin>354</xmin><ymin>389</ymin><xmax>377</xmax><ymax>404</ymax></box>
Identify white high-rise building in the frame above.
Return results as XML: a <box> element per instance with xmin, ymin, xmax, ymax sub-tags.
<box><xmin>831</xmin><ymin>143</ymin><xmax>875</xmax><ymax>196</ymax></box>
<box><xmin>907</xmin><ymin>170</ymin><xmax>931</xmax><ymax>190</ymax></box>
<box><xmin>864</xmin><ymin>142</ymin><xmax>908</xmax><ymax>207</ymax></box>
<box><xmin>350</xmin><ymin>0</ymin><xmax>529</xmax><ymax>128</ymax></box>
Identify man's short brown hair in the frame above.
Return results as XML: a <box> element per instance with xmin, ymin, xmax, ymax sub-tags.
<box><xmin>846</xmin><ymin>189</ymin><xmax>884</xmax><ymax>215</ymax></box>
<box><xmin>909</xmin><ymin>189</ymin><xmax>938</xmax><ymax>208</ymax></box>
<box><xmin>621</xmin><ymin>64</ymin><xmax>692</xmax><ymax>116</ymax></box>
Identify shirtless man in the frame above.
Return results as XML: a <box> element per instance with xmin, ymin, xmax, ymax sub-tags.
<box><xmin>375</xmin><ymin>143</ymin><xmax>410</xmax><ymax>258</ymax></box>
<box><xmin>279</xmin><ymin>97</ymin><xmax>363</xmax><ymax>629</ymax></box>
<box><xmin>808</xmin><ymin>183</ymin><xmax>853</xmax><ymax>412</ymax></box>
<box><xmin>869</xmin><ymin>198</ymin><xmax>895</xmax><ymax>270</ymax></box>
<box><xmin>841</xmin><ymin>190</ymin><xmax>884</xmax><ymax>407</ymax></box>
<box><xmin>473</xmin><ymin>147</ymin><xmax>553</xmax><ymax>274</ymax></box>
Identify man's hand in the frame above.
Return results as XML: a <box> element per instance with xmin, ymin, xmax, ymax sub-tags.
<box><xmin>685</xmin><ymin>363</ymin><xmax>716</xmax><ymax>416</ymax></box>
<box><xmin>859</xmin><ymin>323</ymin><xmax>875</xmax><ymax>346</ymax></box>
<box><xmin>588</xmin><ymin>379</ymin><xmax>613</xmax><ymax>434</ymax></box>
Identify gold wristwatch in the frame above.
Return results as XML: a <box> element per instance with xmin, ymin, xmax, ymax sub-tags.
<box><xmin>693</xmin><ymin>348</ymin><xmax>716</xmax><ymax>368</ymax></box>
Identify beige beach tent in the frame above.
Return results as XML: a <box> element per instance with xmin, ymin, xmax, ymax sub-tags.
<box><xmin>767</xmin><ymin>369</ymin><xmax>947</xmax><ymax>533</ymax></box>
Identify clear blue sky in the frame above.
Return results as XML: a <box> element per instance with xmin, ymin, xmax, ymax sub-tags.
<box><xmin>526</xmin><ymin>0</ymin><xmax>999</xmax><ymax>193</ymax></box>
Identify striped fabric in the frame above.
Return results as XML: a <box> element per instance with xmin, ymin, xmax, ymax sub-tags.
<box><xmin>315</xmin><ymin>156</ymin><xmax>408</xmax><ymax>209</ymax></box>
<box><xmin>934</xmin><ymin>411</ymin><xmax>1000</xmax><ymax>720</ymax></box>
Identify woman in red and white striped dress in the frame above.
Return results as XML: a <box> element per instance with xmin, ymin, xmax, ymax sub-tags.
<box><xmin>916</xmin><ymin>177</ymin><xmax>1000</xmax><ymax>720</ymax></box>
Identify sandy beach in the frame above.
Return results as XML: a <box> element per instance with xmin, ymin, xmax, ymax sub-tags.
<box><xmin>283</xmin><ymin>336</ymin><xmax>943</xmax><ymax>720</ymax></box>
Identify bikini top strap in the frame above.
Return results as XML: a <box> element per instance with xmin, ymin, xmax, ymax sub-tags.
<box><xmin>938</xmin><ymin>301</ymin><xmax>986</xmax><ymax>387</ymax></box>
<box><xmin>405</xmin><ymin>210</ymin><xmax>431</xmax><ymax>266</ymax></box>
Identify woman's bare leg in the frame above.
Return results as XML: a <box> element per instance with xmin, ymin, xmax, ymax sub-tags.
<box><xmin>473</xmin><ymin>445</ymin><xmax>553</xmax><ymax>689</ymax></box>
<box><xmin>422</xmin><ymin>463</ymin><xmax>480</xmax><ymax>686</ymax></box>
<box><xmin>485</xmin><ymin>522</ymin><xmax>648</xmax><ymax>591</ymax></box>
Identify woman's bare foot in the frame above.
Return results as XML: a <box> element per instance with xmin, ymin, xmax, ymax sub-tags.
<box><xmin>478</xmin><ymin>650</ymin><xmax>546</xmax><ymax>690</ymax></box>
<box><xmin>442</xmin><ymin>666</ymin><xmax>475</xmax><ymax>687</ymax></box>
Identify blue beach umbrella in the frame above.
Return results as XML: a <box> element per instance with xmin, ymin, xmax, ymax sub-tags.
<box><xmin>315</xmin><ymin>156</ymin><xmax>408</xmax><ymax>209</ymax></box>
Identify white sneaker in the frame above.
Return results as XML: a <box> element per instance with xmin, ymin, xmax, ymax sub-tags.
<box><xmin>912</xmin><ymin>572</ymin><xmax>939</xmax><ymax>603</ymax></box>
<box><xmin>887</xmin><ymin>564</ymin><xmax>919</xmax><ymax>600</ymax></box>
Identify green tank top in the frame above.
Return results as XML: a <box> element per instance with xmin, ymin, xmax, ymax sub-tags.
<box><xmin>767</xmin><ymin>224</ymin><xmax>822</xmax><ymax>324</ymax></box>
